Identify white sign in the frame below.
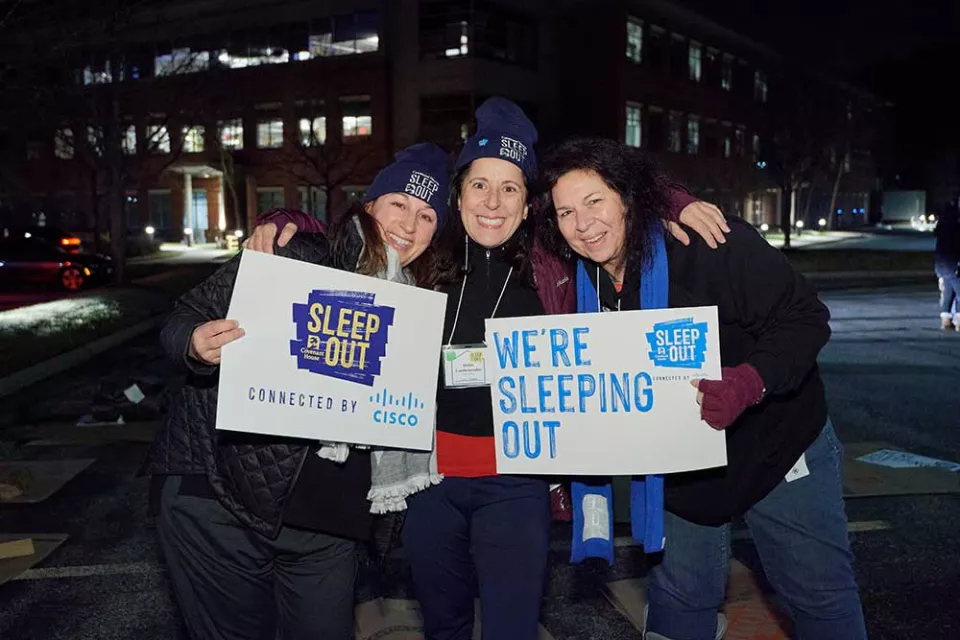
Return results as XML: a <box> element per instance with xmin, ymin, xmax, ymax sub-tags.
<box><xmin>216</xmin><ymin>250</ymin><xmax>447</xmax><ymax>451</ymax></box>
<box><xmin>485</xmin><ymin>307</ymin><xmax>727</xmax><ymax>475</ymax></box>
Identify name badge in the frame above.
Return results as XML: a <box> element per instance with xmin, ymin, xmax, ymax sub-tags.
<box><xmin>442</xmin><ymin>343</ymin><xmax>490</xmax><ymax>388</ymax></box>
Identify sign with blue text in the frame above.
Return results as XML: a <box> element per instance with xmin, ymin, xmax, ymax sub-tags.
<box><xmin>485</xmin><ymin>307</ymin><xmax>727</xmax><ymax>475</ymax></box>
<box><xmin>216</xmin><ymin>250</ymin><xmax>446</xmax><ymax>451</ymax></box>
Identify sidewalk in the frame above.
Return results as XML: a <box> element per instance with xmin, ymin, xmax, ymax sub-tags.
<box><xmin>763</xmin><ymin>230</ymin><xmax>865</xmax><ymax>249</ymax></box>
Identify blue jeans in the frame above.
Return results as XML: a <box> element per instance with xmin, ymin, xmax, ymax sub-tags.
<box><xmin>402</xmin><ymin>476</ymin><xmax>551</xmax><ymax>640</ymax></box>
<box><xmin>646</xmin><ymin>421</ymin><xmax>867</xmax><ymax>640</ymax></box>
<box><xmin>939</xmin><ymin>272</ymin><xmax>960</xmax><ymax>315</ymax></box>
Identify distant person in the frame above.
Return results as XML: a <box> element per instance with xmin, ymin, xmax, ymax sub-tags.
<box><xmin>935</xmin><ymin>197</ymin><xmax>960</xmax><ymax>331</ymax></box>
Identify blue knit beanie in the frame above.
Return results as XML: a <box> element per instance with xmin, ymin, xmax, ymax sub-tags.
<box><xmin>365</xmin><ymin>143</ymin><xmax>451</xmax><ymax>228</ymax></box>
<box><xmin>455</xmin><ymin>97</ymin><xmax>538</xmax><ymax>182</ymax></box>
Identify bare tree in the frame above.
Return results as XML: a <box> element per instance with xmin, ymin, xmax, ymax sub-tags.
<box><xmin>761</xmin><ymin>76</ymin><xmax>837</xmax><ymax>249</ymax></box>
<box><xmin>279</xmin><ymin>130</ymin><xmax>379</xmax><ymax>222</ymax></box>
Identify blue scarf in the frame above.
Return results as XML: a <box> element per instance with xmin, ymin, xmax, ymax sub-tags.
<box><xmin>569</xmin><ymin>230</ymin><xmax>667</xmax><ymax>565</ymax></box>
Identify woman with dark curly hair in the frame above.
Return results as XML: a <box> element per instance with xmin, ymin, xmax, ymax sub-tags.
<box><xmin>536</xmin><ymin>137</ymin><xmax>867</xmax><ymax>640</ymax></box>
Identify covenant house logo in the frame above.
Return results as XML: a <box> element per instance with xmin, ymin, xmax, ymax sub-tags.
<box><xmin>290</xmin><ymin>289</ymin><xmax>395</xmax><ymax>386</ymax></box>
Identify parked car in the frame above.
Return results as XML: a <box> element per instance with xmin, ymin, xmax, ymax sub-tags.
<box><xmin>0</xmin><ymin>234</ymin><xmax>112</xmax><ymax>291</ymax></box>
<box><xmin>2</xmin><ymin>226</ymin><xmax>84</xmax><ymax>253</ymax></box>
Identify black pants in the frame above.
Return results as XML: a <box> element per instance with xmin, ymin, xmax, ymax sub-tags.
<box><xmin>157</xmin><ymin>476</ymin><xmax>357</xmax><ymax>640</ymax></box>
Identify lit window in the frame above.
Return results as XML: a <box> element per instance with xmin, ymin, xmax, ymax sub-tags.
<box><xmin>721</xmin><ymin>55</ymin><xmax>733</xmax><ymax>90</ymax></box>
<box><xmin>688</xmin><ymin>42</ymin><xmax>702</xmax><ymax>82</ymax></box>
<box><xmin>445</xmin><ymin>21</ymin><xmax>469</xmax><ymax>57</ymax></box>
<box><xmin>182</xmin><ymin>126</ymin><xmax>205</xmax><ymax>153</ymax></box>
<box><xmin>83</xmin><ymin>61</ymin><xmax>112</xmax><ymax>85</ymax></box>
<box><xmin>257</xmin><ymin>120</ymin><xmax>284</xmax><ymax>149</ymax></box>
<box><xmin>308</xmin><ymin>19</ymin><xmax>334</xmax><ymax>58</ymax></box>
<box><xmin>355</xmin><ymin>11</ymin><xmax>380</xmax><ymax>53</ymax></box>
<box><xmin>219</xmin><ymin>119</ymin><xmax>244</xmax><ymax>150</ymax></box>
<box><xmin>626</xmin><ymin>18</ymin><xmax>643</xmax><ymax>63</ymax></box>
<box><xmin>754</xmin><ymin>71</ymin><xmax>768</xmax><ymax>103</ymax></box>
<box><xmin>668</xmin><ymin>112</ymin><xmax>681</xmax><ymax>153</ymax></box>
<box><xmin>155</xmin><ymin>48</ymin><xmax>210</xmax><ymax>76</ymax></box>
<box><xmin>625</xmin><ymin>103</ymin><xmax>642</xmax><ymax>148</ymax></box>
<box><xmin>723</xmin><ymin>133</ymin><xmax>732</xmax><ymax>158</ymax></box>
<box><xmin>87</xmin><ymin>126</ymin><xmax>103</xmax><ymax>157</ymax></box>
<box><xmin>686</xmin><ymin>116</ymin><xmax>700</xmax><ymax>154</ymax></box>
<box><xmin>299</xmin><ymin>117</ymin><xmax>327</xmax><ymax>146</ymax></box>
<box><xmin>122</xmin><ymin>125</ymin><xmax>137</xmax><ymax>155</ymax></box>
<box><xmin>752</xmin><ymin>133</ymin><xmax>760</xmax><ymax>161</ymax></box>
<box><xmin>147</xmin><ymin>125</ymin><xmax>171</xmax><ymax>153</ymax></box>
<box><xmin>341</xmin><ymin>96</ymin><xmax>372</xmax><ymax>138</ymax></box>
<box><xmin>55</xmin><ymin>128</ymin><xmax>74</xmax><ymax>159</ymax></box>
<box><xmin>312</xmin><ymin>11</ymin><xmax>380</xmax><ymax>57</ymax></box>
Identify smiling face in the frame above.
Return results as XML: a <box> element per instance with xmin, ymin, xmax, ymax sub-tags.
<box><xmin>458</xmin><ymin>157</ymin><xmax>528</xmax><ymax>248</ymax></box>
<box><xmin>552</xmin><ymin>169</ymin><xmax>629</xmax><ymax>281</ymax></box>
<box><xmin>366</xmin><ymin>192</ymin><xmax>438</xmax><ymax>266</ymax></box>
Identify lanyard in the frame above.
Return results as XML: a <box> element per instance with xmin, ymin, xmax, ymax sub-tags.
<box><xmin>596</xmin><ymin>266</ymin><xmax>621</xmax><ymax>312</ymax></box>
<box><xmin>446</xmin><ymin>236</ymin><xmax>514</xmax><ymax>346</ymax></box>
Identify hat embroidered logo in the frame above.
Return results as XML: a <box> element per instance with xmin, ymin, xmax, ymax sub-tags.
<box><xmin>499</xmin><ymin>136</ymin><xmax>528</xmax><ymax>164</ymax></box>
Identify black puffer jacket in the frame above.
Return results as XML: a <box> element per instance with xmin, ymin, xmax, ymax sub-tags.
<box><xmin>144</xmin><ymin>227</ymin><xmax>367</xmax><ymax>539</ymax></box>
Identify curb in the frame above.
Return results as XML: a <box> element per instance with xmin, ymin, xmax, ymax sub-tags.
<box><xmin>0</xmin><ymin>316</ymin><xmax>163</xmax><ymax>400</ymax></box>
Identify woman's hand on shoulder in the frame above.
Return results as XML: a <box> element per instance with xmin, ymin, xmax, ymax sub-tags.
<box><xmin>242</xmin><ymin>222</ymin><xmax>299</xmax><ymax>254</ymax></box>
<box><xmin>665</xmin><ymin>201</ymin><xmax>730</xmax><ymax>249</ymax></box>
<box><xmin>188</xmin><ymin>319</ymin><xmax>245</xmax><ymax>365</ymax></box>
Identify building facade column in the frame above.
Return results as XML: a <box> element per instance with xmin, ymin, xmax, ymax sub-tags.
<box><xmin>183</xmin><ymin>173</ymin><xmax>193</xmax><ymax>245</ymax></box>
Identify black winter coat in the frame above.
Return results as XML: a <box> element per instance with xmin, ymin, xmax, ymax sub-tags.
<box><xmin>143</xmin><ymin>228</ymin><xmax>370</xmax><ymax>539</ymax></box>
<box><xmin>591</xmin><ymin>218</ymin><xmax>831</xmax><ymax>525</ymax></box>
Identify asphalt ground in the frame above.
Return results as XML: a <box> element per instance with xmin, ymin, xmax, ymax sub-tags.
<box><xmin>0</xmin><ymin>284</ymin><xmax>957</xmax><ymax>640</ymax></box>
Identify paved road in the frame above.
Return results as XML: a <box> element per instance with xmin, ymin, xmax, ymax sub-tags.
<box><xmin>134</xmin><ymin>245</ymin><xmax>237</xmax><ymax>265</ymax></box>
<box><xmin>765</xmin><ymin>230</ymin><xmax>936</xmax><ymax>252</ymax></box>
<box><xmin>821</xmin><ymin>232</ymin><xmax>936</xmax><ymax>252</ymax></box>
<box><xmin>0</xmin><ymin>248</ymin><xmax>235</xmax><ymax>313</ymax></box>
<box><xmin>0</xmin><ymin>286</ymin><xmax>957</xmax><ymax>639</ymax></box>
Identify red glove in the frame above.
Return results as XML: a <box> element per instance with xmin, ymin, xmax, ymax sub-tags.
<box><xmin>550</xmin><ymin>485</ymin><xmax>572</xmax><ymax>522</ymax></box>
<box><xmin>695</xmin><ymin>364</ymin><xmax>765</xmax><ymax>430</ymax></box>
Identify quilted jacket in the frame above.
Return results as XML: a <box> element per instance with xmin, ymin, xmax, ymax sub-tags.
<box><xmin>144</xmin><ymin>227</ymin><xmax>363</xmax><ymax>539</ymax></box>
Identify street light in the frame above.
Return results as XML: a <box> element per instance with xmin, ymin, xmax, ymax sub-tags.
<box><xmin>234</xmin><ymin>229</ymin><xmax>244</xmax><ymax>238</ymax></box>
<box><xmin>760</xmin><ymin>223</ymin><xmax>770</xmax><ymax>233</ymax></box>
<box><xmin>818</xmin><ymin>218</ymin><xmax>827</xmax><ymax>230</ymax></box>
<box><xmin>145</xmin><ymin>225</ymin><xmax>155</xmax><ymax>236</ymax></box>
<box><xmin>183</xmin><ymin>226</ymin><xmax>194</xmax><ymax>247</ymax></box>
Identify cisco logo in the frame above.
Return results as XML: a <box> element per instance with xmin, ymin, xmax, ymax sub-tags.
<box><xmin>370</xmin><ymin>389</ymin><xmax>425</xmax><ymax>427</ymax></box>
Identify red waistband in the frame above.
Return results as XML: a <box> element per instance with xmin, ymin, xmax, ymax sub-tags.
<box><xmin>436</xmin><ymin>431</ymin><xmax>498</xmax><ymax>478</ymax></box>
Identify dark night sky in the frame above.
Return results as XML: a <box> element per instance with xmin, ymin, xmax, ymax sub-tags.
<box><xmin>676</xmin><ymin>0</ymin><xmax>959</xmax><ymax>84</ymax></box>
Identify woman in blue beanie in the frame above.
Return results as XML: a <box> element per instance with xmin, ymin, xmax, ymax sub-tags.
<box><xmin>537</xmin><ymin>137</ymin><xmax>866</xmax><ymax>640</ymax></box>
<box><xmin>146</xmin><ymin>143</ymin><xmax>451</xmax><ymax>640</ymax></box>
<box><xmin>399</xmin><ymin>99</ymin><xmax>729</xmax><ymax>640</ymax></box>
<box><xmin>249</xmin><ymin>98</ymin><xmax>729</xmax><ymax>640</ymax></box>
